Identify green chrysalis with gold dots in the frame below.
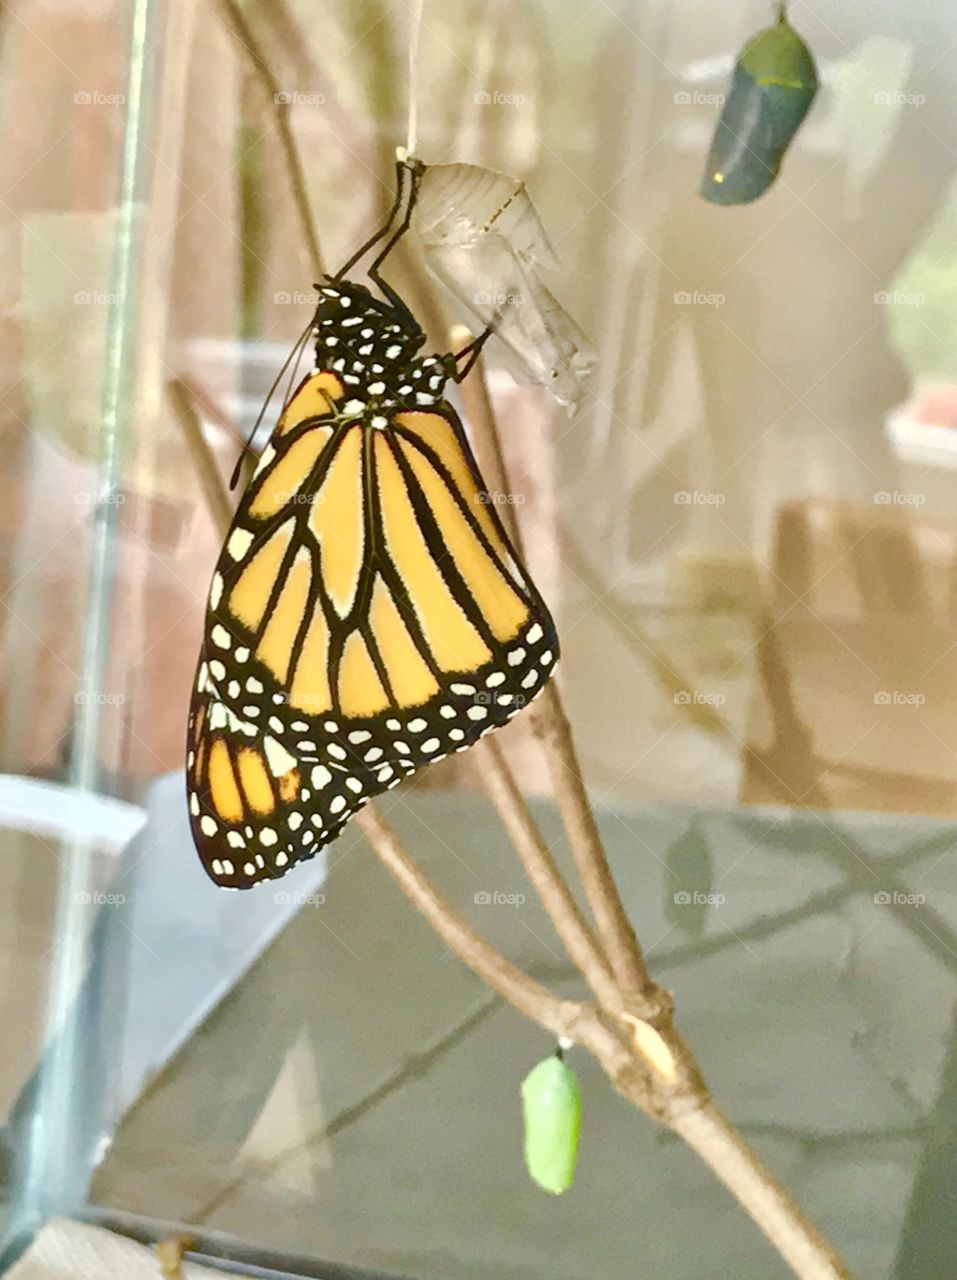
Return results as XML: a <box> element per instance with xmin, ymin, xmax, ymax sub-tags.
<box><xmin>700</xmin><ymin>10</ymin><xmax>818</xmax><ymax>205</ymax></box>
<box><xmin>521</xmin><ymin>1053</ymin><xmax>581</xmax><ymax>1195</ymax></box>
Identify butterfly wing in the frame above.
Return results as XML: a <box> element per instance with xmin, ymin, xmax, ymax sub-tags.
<box><xmin>187</xmin><ymin>373</ymin><xmax>557</xmax><ymax>888</ymax></box>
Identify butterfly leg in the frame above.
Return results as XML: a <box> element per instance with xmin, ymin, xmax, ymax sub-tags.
<box><xmin>365</xmin><ymin>162</ymin><xmax>426</xmax><ymax>331</ymax></box>
<box><xmin>332</xmin><ymin>159</ymin><xmax>408</xmax><ymax>281</ymax></box>
<box><xmin>453</xmin><ymin>326</ymin><xmax>494</xmax><ymax>381</ymax></box>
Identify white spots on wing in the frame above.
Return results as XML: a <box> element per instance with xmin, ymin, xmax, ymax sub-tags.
<box><xmin>386</xmin><ymin>344</ymin><xmax>401</xmax><ymax>358</ymax></box>
<box><xmin>311</xmin><ymin>765</ymin><xmax>332</xmax><ymax>789</ymax></box>
<box><xmin>527</xmin><ymin>623</ymin><xmax>544</xmax><ymax>644</ymax></box>
<box><xmin>210</xmin><ymin>660</ymin><xmax>226</xmax><ymax>681</ymax></box>
<box><xmin>235</xmin><ymin>647</ymin><xmax>250</xmax><ymax>663</ymax></box>
<box><xmin>467</xmin><ymin>706</ymin><xmax>488</xmax><ymax>721</ymax></box>
<box><xmin>377</xmin><ymin>765</ymin><xmax>395</xmax><ymax>783</ymax></box>
<box><xmin>227</xmin><ymin>832</ymin><xmax>246</xmax><ymax>848</ymax></box>
<box><xmin>421</xmin><ymin>737</ymin><xmax>440</xmax><ymax>753</ymax></box>
<box><xmin>330</xmin><ymin>795</ymin><xmax>347</xmax><ymax>815</ymax></box>
<box><xmin>260</xmin><ymin>828</ymin><xmax>278</xmax><ymax>847</ymax></box>
<box><xmin>407</xmin><ymin>718</ymin><xmax>427</xmax><ymax>733</ymax></box>
<box><xmin>264</xmin><ymin>735</ymin><xmax>297</xmax><ymax>777</ymax></box>
<box><xmin>253</xmin><ymin>443</ymin><xmax>276</xmax><ymax>477</ymax></box>
<box><xmin>364</xmin><ymin>747</ymin><xmax>383</xmax><ymax>762</ymax></box>
<box><xmin>386</xmin><ymin>718</ymin><xmax>401</xmax><ymax>731</ymax></box>
<box><xmin>200</xmin><ymin>816</ymin><xmax>218</xmax><ymax>836</ymax></box>
<box><xmin>209</xmin><ymin>702</ymin><xmax>227</xmax><ymax>730</ymax></box>
<box><xmin>211</xmin><ymin>624</ymin><xmax>231</xmax><ymax>649</ymax></box>
<box><xmin>348</xmin><ymin>730</ymin><xmax>372</xmax><ymax>744</ymax></box>
<box><xmin>507</xmin><ymin>647</ymin><xmax>526</xmax><ymax>666</ymax></box>
<box><xmin>540</xmin><ymin>650</ymin><xmax>554</xmax><ymax>666</ymax></box>
<box><xmin>227</xmin><ymin>680</ymin><xmax>240</xmax><ymax>699</ymax></box>
<box><xmin>288</xmin><ymin>813</ymin><xmax>303</xmax><ymax>831</ymax></box>
<box><xmin>345</xmin><ymin>776</ymin><xmax>363</xmax><ymax>794</ymax></box>
<box><xmin>485</xmin><ymin>671</ymin><xmax>506</xmax><ymax>688</ymax></box>
<box><xmin>292</xmin><ymin>720</ymin><xmax>309</xmax><ymax>731</ymax></box>
<box><xmin>276</xmin><ymin>850</ymin><xmax>289</xmax><ymax>867</ymax></box>
<box><xmin>242</xmin><ymin>705</ymin><xmax>261</xmax><ymax>718</ymax></box>
<box><xmin>393</xmin><ymin>740</ymin><xmax>410</xmax><ymax>754</ymax></box>
<box><xmin>450</xmin><ymin>683</ymin><xmax>475</xmax><ymax>696</ymax></box>
<box><xmin>189</xmin><ymin>793</ymin><xmax>199</xmax><ymax>816</ymax></box>
<box><xmin>227</xmin><ymin>528</ymin><xmax>254</xmax><ymax>560</ymax></box>
<box><xmin>268</xmin><ymin>715</ymin><xmax>284</xmax><ymax>733</ymax></box>
<box><xmin>298</xmin><ymin>739</ymin><xmax>317</xmax><ymax>752</ymax></box>
<box><xmin>244</xmin><ymin>861</ymin><xmax>256</xmax><ymax>876</ymax></box>
<box><xmin>210</xmin><ymin>573</ymin><xmax>224</xmax><ymax>609</ymax></box>
<box><xmin>328</xmin><ymin>743</ymin><xmax>347</xmax><ymax>761</ymax></box>
<box><xmin>212</xmin><ymin>859</ymin><xmax>223</xmax><ymax>876</ymax></box>
<box><xmin>324</xmin><ymin>720</ymin><xmax>339</xmax><ymax>733</ymax></box>
<box><xmin>368</xmin><ymin>381</ymin><xmax>386</xmax><ymax>395</ymax></box>
<box><xmin>247</xmin><ymin>677</ymin><xmax>264</xmax><ymax>693</ymax></box>
<box><xmin>371</xmin><ymin>416</ymin><xmax>389</xmax><ymax>429</ymax></box>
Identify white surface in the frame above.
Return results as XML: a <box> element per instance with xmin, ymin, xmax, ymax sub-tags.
<box><xmin>0</xmin><ymin>776</ymin><xmax>145</xmax><ymax>853</ymax></box>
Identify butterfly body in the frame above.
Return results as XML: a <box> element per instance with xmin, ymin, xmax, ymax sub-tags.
<box><xmin>187</xmin><ymin>277</ymin><xmax>558</xmax><ymax>888</ymax></box>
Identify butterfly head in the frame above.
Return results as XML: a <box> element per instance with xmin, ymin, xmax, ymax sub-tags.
<box><xmin>310</xmin><ymin>279</ymin><xmax>456</xmax><ymax>419</ymax></box>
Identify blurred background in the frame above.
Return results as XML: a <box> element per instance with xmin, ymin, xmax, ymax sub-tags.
<box><xmin>3</xmin><ymin>0</ymin><xmax>957</xmax><ymax>1277</ymax></box>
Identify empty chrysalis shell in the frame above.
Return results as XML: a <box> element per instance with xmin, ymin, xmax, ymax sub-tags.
<box><xmin>413</xmin><ymin>162</ymin><xmax>595</xmax><ymax>412</ymax></box>
<box><xmin>521</xmin><ymin>1053</ymin><xmax>581</xmax><ymax>1195</ymax></box>
<box><xmin>700</xmin><ymin>11</ymin><xmax>818</xmax><ymax>205</ymax></box>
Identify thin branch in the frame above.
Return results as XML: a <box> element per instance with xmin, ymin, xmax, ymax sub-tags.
<box><xmin>672</xmin><ymin>1103</ymin><xmax>853</xmax><ymax>1280</ymax></box>
<box><xmin>472</xmin><ymin>737</ymin><xmax>622</xmax><ymax>1014</ymax></box>
<box><xmin>353</xmin><ymin>805</ymin><xmax>648</xmax><ymax>1092</ymax></box>
<box><xmin>455</xmin><ymin>337</ymin><xmax>658</xmax><ymax>1012</ymax></box>
<box><xmin>168</xmin><ymin>379</ymin><xmax>234</xmax><ymax>537</ymax></box>
<box><xmin>213</xmin><ymin>0</ymin><xmax>324</xmax><ymax>277</ymax></box>
<box><xmin>355</xmin><ymin>805</ymin><xmax>578</xmax><ymax>1033</ymax></box>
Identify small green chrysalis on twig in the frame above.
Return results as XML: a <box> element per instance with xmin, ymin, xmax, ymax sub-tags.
<box><xmin>521</xmin><ymin>1041</ymin><xmax>581</xmax><ymax>1195</ymax></box>
<box><xmin>700</xmin><ymin>7</ymin><xmax>818</xmax><ymax>205</ymax></box>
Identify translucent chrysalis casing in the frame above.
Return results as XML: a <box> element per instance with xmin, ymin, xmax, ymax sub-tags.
<box><xmin>700</xmin><ymin>11</ymin><xmax>818</xmax><ymax>205</ymax></box>
<box><xmin>521</xmin><ymin>1053</ymin><xmax>581</xmax><ymax>1195</ymax></box>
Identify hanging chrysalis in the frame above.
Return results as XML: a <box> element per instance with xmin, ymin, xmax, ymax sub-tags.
<box><xmin>700</xmin><ymin>7</ymin><xmax>818</xmax><ymax>205</ymax></box>
<box><xmin>412</xmin><ymin>160</ymin><xmax>595</xmax><ymax>413</ymax></box>
<box><xmin>521</xmin><ymin>1048</ymin><xmax>581</xmax><ymax>1195</ymax></box>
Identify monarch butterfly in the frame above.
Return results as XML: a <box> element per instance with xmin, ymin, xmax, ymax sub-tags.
<box><xmin>700</xmin><ymin>8</ymin><xmax>818</xmax><ymax>205</ymax></box>
<box><xmin>186</xmin><ymin>158</ymin><xmax>559</xmax><ymax>888</ymax></box>
<box><xmin>521</xmin><ymin>1049</ymin><xmax>581</xmax><ymax>1195</ymax></box>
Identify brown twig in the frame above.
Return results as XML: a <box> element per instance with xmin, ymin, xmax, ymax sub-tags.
<box><xmin>455</xmin><ymin>335</ymin><xmax>657</xmax><ymax>1011</ymax></box>
<box><xmin>168</xmin><ymin>379</ymin><xmax>235</xmax><ymax>536</ymax></box>
<box><xmin>471</xmin><ymin>736</ymin><xmax>621</xmax><ymax>1012</ymax></box>
<box><xmin>672</xmin><ymin>1103</ymin><xmax>853</xmax><ymax>1279</ymax></box>
<box><xmin>355</xmin><ymin>806</ymin><xmax>578</xmax><ymax>1033</ymax></box>
<box><xmin>213</xmin><ymin>0</ymin><xmax>324</xmax><ymax>277</ymax></box>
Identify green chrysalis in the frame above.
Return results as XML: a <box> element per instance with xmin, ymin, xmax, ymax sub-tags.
<box><xmin>700</xmin><ymin>9</ymin><xmax>818</xmax><ymax>205</ymax></box>
<box><xmin>521</xmin><ymin>1051</ymin><xmax>581</xmax><ymax>1195</ymax></box>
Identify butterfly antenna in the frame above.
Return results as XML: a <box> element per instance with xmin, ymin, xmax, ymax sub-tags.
<box><xmin>229</xmin><ymin>318</ymin><xmax>314</xmax><ymax>491</ymax></box>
